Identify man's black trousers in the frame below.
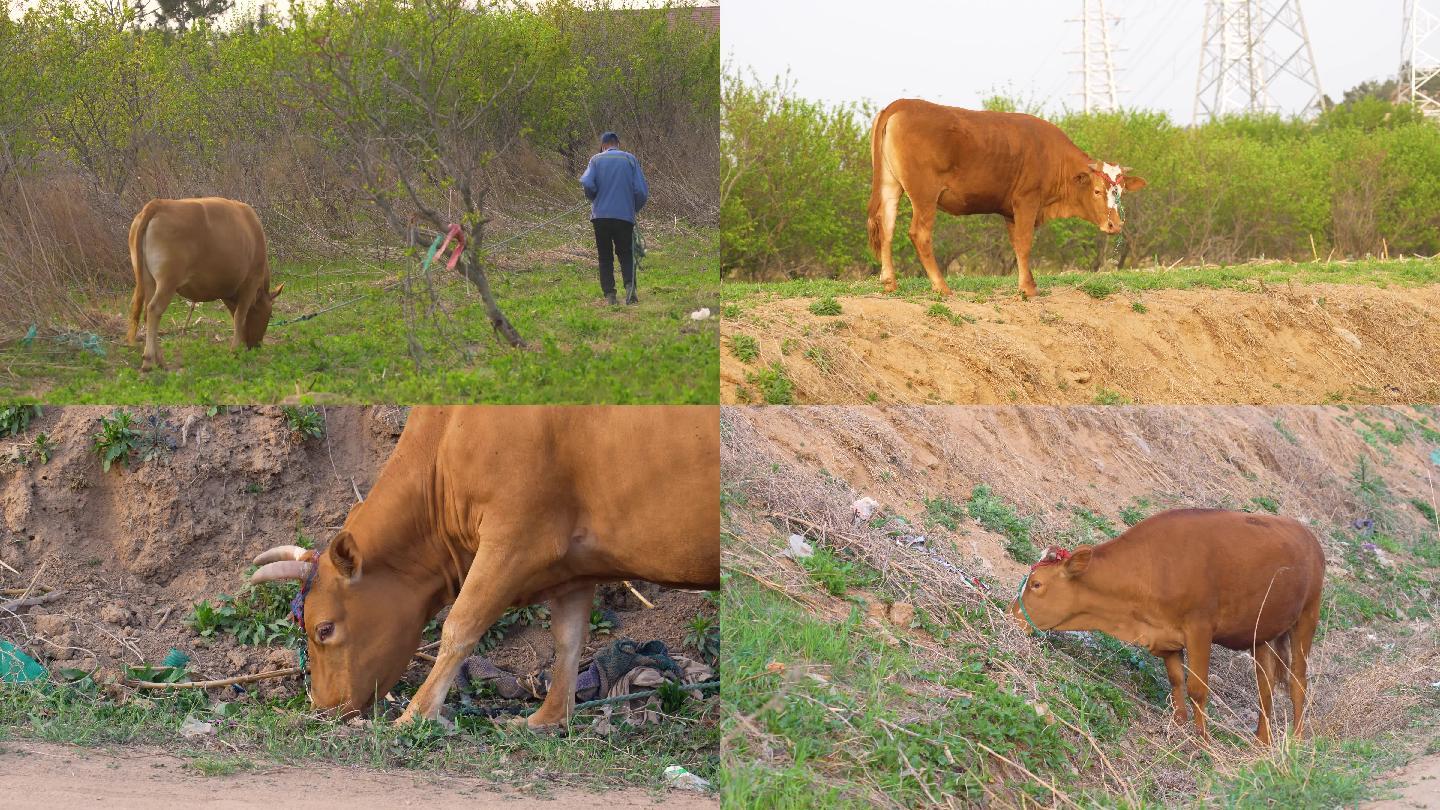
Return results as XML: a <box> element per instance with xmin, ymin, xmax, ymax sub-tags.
<box><xmin>592</xmin><ymin>217</ymin><xmax>635</xmax><ymax>297</ymax></box>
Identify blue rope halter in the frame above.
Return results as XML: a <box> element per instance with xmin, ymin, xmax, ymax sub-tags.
<box><xmin>289</xmin><ymin>541</ymin><xmax>328</xmax><ymax>630</ymax></box>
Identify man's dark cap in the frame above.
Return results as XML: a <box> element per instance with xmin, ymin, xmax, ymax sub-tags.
<box><xmin>600</xmin><ymin>131</ymin><xmax>620</xmax><ymax>144</ymax></box>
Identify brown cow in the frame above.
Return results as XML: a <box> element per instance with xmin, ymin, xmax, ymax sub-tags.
<box><xmin>249</xmin><ymin>405</ymin><xmax>719</xmax><ymax>728</ymax></box>
<box><xmin>1009</xmin><ymin>509</ymin><xmax>1324</xmax><ymax>744</ymax></box>
<box><xmin>125</xmin><ymin>197</ymin><xmax>283</xmax><ymax>371</ymax></box>
<box><xmin>868</xmin><ymin>99</ymin><xmax>1147</xmax><ymax>298</ymax></box>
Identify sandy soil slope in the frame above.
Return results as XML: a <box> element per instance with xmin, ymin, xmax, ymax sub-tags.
<box><xmin>722</xmin><ymin>284</ymin><xmax>1440</xmax><ymax>404</ymax></box>
<box><xmin>0</xmin><ymin>741</ymin><xmax>718</xmax><ymax>809</ymax></box>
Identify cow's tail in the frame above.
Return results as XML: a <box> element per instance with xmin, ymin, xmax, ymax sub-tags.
<box><xmin>866</xmin><ymin>105</ymin><xmax>895</xmax><ymax>262</ymax></box>
<box><xmin>126</xmin><ymin>200</ymin><xmax>161</xmax><ymax>345</ymax></box>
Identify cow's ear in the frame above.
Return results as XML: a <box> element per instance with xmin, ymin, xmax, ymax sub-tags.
<box><xmin>1074</xmin><ymin>171</ymin><xmax>1091</xmax><ymax>185</ymax></box>
<box><xmin>1122</xmin><ymin>175</ymin><xmax>1147</xmax><ymax>192</ymax></box>
<box><xmin>1063</xmin><ymin>547</ymin><xmax>1093</xmax><ymax>577</ymax></box>
<box><xmin>270</xmin><ymin>282</ymin><xmax>285</xmax><ymax>300</ymax></box>
<box><xmin>329</xmin><ymin>531</ymin><xmax>362</xmax><ymax>582</ymax></box>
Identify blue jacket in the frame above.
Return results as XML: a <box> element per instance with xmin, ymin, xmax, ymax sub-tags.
<box><xmin>580</xmin><ymin>148</ymin><xmax>649</xmax><ymax>223</ymax></box>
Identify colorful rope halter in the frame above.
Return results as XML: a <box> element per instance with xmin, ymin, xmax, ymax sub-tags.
<box><xmin>289</xmin><ymin>541</ymin><xmax>327</xmax><ymax>631</ymax></box>
<box><xmin>1015</xmin><ymin>546</ymin><xmax>1071</xmax><ymax>633</ymax></box>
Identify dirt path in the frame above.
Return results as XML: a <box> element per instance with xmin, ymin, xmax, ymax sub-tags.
<box><xmin>722</xmin><ymin>284</ymin><xmax>1440</xmax><ymax>404</ymax></box>
<box><xmin>0</xmin><ymin>741</ymin><xmax>716</xmax><ymax>809</ymax></box>
<box><xmin>1367</xmin><ymin>755</ymin><xmax>1440</xmax><ymax>809</ymax></box>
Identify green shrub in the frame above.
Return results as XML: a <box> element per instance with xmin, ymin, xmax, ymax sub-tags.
<box><xmin>281</xmin><ymin>406</ymin><xmax>325</xmax><ymax>441</ymax></box>
<box><xmin>0</xmin><ymin>406</ymin><xmax>39</xmax><ymax>438</ymax></box>
<box><xmin>728</xmin><ymin>334</ymin><xmax>760</xmax><ymax>363</ymax></box>
<box><xmin>807</xmin><ymin>297</ymin><xmax>842</xmax><ymax>316</ymax></box>
<box><xmin>91</xmin><ymin>410</ymin><xmax>140</xmax><ymax>473</ymax></box>
<box><xmin>746</xmin><ymin>363</ymin><xmax>793</xmax><ymax>404</ymax></box>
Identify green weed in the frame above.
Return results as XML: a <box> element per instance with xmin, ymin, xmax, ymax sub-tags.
<box><xmin>0</xmin><ymin>405</ymin><xmax>39</xmax><ymax>437</ymax></box>
<box><xmin>728</xmin><ymin>334</ymin><xmax>760</xmax><ymax>363</ymax></box>
<box><xmin>90</xmin><ymin>410</ymin><xmax>140</xmax><ymax>472</ymax></box>
<box><xmin>807</xmin><ymin>297</ymin><xmax>842</xmax><ymax>316</ymax></box>
<box><xmin>746</xmin><ymin>363</ymin><xmax>793</xmax><ymax>404</ymax></box>
<box><xmin>281</xmin><ymin>406</ymin><xmax>325</xmax><ymax>441</ymax></box>
<box><xmin>967</xmin><ymin>485</ymin><xmax>1037</xmax><ymax>563</ymax></box>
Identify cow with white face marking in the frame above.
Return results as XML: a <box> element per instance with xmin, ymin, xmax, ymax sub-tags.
<box><xmin>868</xmin><ymin>98</ymin><xmax>1147</xmax><ymax>298</ymax></box>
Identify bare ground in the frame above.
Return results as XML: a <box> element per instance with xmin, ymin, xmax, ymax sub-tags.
<box><xmin>721</xmin><ymin>284</ymin><xmax>1440</xmax><ymax>404</ymax></box>
<box><xmin>0</xmin><ymin>740</ymin><xmax>718</xmax><ymax>809</ymax></box>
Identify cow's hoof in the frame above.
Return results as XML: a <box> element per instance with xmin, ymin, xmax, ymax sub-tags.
<box><xmin>935</xmin><ymin>286</ymin><xmax>954</xmax><ymax>298</ymax></box>
<box><xmin>1019</xmin><ymin>286</ymin><xmax>1039</xmax><ymax>300</ymax></box>
<box><xmin>882</xmin><ymin>282</ymin><xmax>898</xmax><ymax>294</ymax></box>
<box><xmin>523</xmin><ymin>716</ymin><xmax>567</xmax><ymax>735</ymax></box>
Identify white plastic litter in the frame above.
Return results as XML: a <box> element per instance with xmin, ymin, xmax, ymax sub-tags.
<box><xmin>664</xmin><ymin>764</ymin><xmax>712</xmax><ymax>792</ymax></box>
<box><xmin>781</xmin><ymin>534</ymin><xmax>814</xmax><ymax>559</ymax></box>
<box><xmin>180</xmin><ymin>716</ymin><xmax>215</xmax><ymax>738</ymax></box>
<box><xmin>689</xmin><ymin>307</ymin><xmax>711</xmax><ymax>321</ymax></box>
<box><xmin>851</xmin><ymin>496</ymin><xmax>880</xmax><ymax>523</ymax></box>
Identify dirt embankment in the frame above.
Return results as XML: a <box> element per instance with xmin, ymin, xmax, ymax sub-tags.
<box><xmin>0</xmin><ymin>406</ymin><xmax>709</xmax><ymax>693</ymax></box>
<box><xmin>722</xmin><ymin>284</ymin><xmax>1440</xmax><ymax>404</ymax></box>
<box><xmin>721</xmin><ymin>405</ymin><xmax>1440</xmax><ymax>773</ymax></box>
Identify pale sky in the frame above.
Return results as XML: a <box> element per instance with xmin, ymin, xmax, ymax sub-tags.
<box><xmin>724</xmin><ymin>1</ymin><xmax>1404</xmax><ymax>124</ymax></box>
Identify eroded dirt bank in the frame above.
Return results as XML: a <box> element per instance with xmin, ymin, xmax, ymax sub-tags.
<box><xmin>722</xmin><ymin>284</ymin><xmax>1440</xmax><ymax>404</ymax></box>
<box><xmin>0</xmin><ymin>406</ymin><xmax>711</xmax><ymax>696</ymax></box>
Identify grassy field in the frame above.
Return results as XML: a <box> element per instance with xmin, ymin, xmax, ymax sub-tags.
<box><xmin>0</xmin><ymin>231</ymin><xmax>718</xmax><ymax>404</ymax></box>
<box><xmin>723</xmin><ymin>256</ymin><xmax>1440</xmax><ymax>305</ymax></box>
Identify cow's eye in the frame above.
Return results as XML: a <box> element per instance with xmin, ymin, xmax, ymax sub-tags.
<box><xmin>1030</xmin><ymin>580</ymin><xmax>1042</xmax><ymax>590</ymax></box>
<box><xmin>316</xmin><ymin>622</ymin><xmax>335</xmax><ymax>642</ymax></box>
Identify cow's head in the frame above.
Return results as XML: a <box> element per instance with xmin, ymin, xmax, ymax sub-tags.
<box><xmin>1008</xmin><ymin>545</ymin><xmax>1095</xmax><ymax>632</ymax></box>
<box><xmin>251</xmin><ymin>532</ymin><xmax>427</xmax><ymax>717</ymax></box>
<box><xmin>1074</xmin><ymin>162</ymin><xmax>1146</xmax><ymax>234</ymax></box>
<box><xmin>241</xmin><ymin>284</ymin><xmax>285</xmax><ymax>348</ymax></box>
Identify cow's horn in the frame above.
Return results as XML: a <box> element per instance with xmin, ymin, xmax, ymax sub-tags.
<box><xmin>251</xmin><ymin>560</ymin><xmax>313</xmax><ymax>584</ymax></box>
<box><xmin>253</xmin><ymin>545</ymin><xmax>312</xmax><ymax>566</ymax></box>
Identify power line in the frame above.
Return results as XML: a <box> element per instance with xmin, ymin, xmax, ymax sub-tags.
<box><xmin>1402</xmin><ymin>0</ymin><xmax>1440</xmax><ymax>118</ymax></box>
<box><xmin>1070</xmin><ymin>0</ymin><xmax>1123</xmax><ymax>112</ymax></box>
<box><xmin>1193</xmin><ymin>0</ymin><xmax>1324</xmax><ymax>121</ymax></box>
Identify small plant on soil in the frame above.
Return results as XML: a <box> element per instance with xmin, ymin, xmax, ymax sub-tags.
<box><xmin>1412</xmin><ymin>498</ymin><xmax>1438</xmax><ymax>525</ymax></box>
<box><xmin>685</xmin><ymin>614</ymin><xmax>720</xmax><ymax>667</ymax></box>
<box><xmin>134</xmin><ymin>414</ymin><xmax>175</xmax><ymax>464</ymax></box>
<box><xmin>1130</xmin><ymin>300</ymin><xmax>1147</xmax><ymax>313</ymax></box>
<box><xmin>808</xmin><ymin>296</ymin><xmax>842</xmax><ymax>316</ymax></box>
<box><xmin>1247</xmin><ymin>495</ymin><xmax>1281</xmax><ymax>513</ymax></box>
<box><xmin>967</xmin><ymin>484</ymin><xmax>1036</xmax><ymax>563</ymax></box>
<box><xmin>281</xmin><ymin>406</ymin><xmax>325</xmax><ymax>441</ymax></box>
<box><xmin>1093</xmin><ymin>388</ymin><xmax>1130</xmax><ymax>405</ymax></box>
<box><xmin>746</xmin><ymin>363</ymin><xmax>793</xmax><ymax>405</ymax></box>
<box><xmin>0</xmin><ymin>405</ymin><xmax>39</xmax><ymax>438</ymax></box>
<box><xmin>926</xmin><ymin>303</ymin><xmax>964</xmax><ymax>325</ymax></box>
<box><xmin>1070</xmin><ymin>507</ymin><xmax>1119</xmax><ymax>541</ymax></box>
<box><xmin>1272</xmin><ymin>417</ymin><xmax>1300</xmax><ymax>445</ymax></box>
<box><xmin>799</xmin><ymin>546</ymin><xmax>866</xmax><ymax>596</ymax></box>
<box><xmin>923</xmin><ymin>496</ymin><xmax>966</xmax><ymax>531</ymax></box>
<box><xmin>802</xmin><ymin>346</ymin><xmax>831</xmax><ymax>373</ymax></box>
<box><xmin>28</xmin><ymin>433</ymin><xmax>54</xmax><ymax>464</ymax></box>
<box><xmin>190</xmin><ymin>582</ymin><xmax>301</xmax><ymax>646</ymax></box>
<box><xmin>91</xmin><ymin>410</ymin><xmax>141</xmax><ymax>472</ymax></box>
<box><xmin>1119</xmin><ymin>497</ymin><xmax>1154</xmax><ymax>526</ymax></box>
<box><xmin>728</xmin><ymin>334</ymin><xmax>759</xmax><ymax>363</ymax></box>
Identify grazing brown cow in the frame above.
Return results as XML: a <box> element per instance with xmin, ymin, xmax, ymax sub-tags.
<box><xmin>1009</xmin><ymin>509</ymin><xmax>1324</xmax><ymax>744</ymax></box>
<box><xmin>125</xmin><ymin>197</ymin><xmax>283</xmax><ymax>371</ymax></box>
<box><xmin>250</xmin><ymin>405</ymin><xmax>719</xmax><ymax>727</ymax></box>
<box><xmin>868</xmin><ymin>98</ymin><xmax>1147</xmax><ymax>298</ymax></box>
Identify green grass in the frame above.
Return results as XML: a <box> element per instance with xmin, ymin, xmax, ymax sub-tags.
<box><xmin>722</xmin><ymin>256</ymin><xmax>1440</xmax><ymax>302</ymax></box>
<box><xmin>0</xmin><ymin>677</ymin><xmax>717</xmax><ymax>789</ymax></box>
<box><xmin>807</xmin><ymin>296</ymin><xmax>842</xmax><ymax>316</ymax></box>
<box><xmin>967</xmin><ymin>484</ymin><xmax>1037</xmax><ymax>563</ymax></box>
<box><xmin>744</xmin><ymin>362</ymin><xmax>793</xmax><ymax>404</ymax></box>
<box><xmin>1</xmin><ymin>231</ymin><xmax>718</xmax><ymax>403</ymax></box>
<box><xmin>728</xmin><ymin>333</ymin><xmax>759</xmax><ymax>363</ymax></box>
<box><xmin>1216</xmin><ymin>737</ymin><xmax>1401</xmax><ymax>809</ymax></box>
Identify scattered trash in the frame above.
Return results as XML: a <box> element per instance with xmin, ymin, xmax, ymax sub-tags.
<box><xmin>780</xmin><ymin>534</ymin><xmax>814</xmax><ymax>559</ymax></box>
<box><xmin>1431</xmin><ymin>449</ymin><xmax>1440</xmax><ymax>467</ymax></box>
<box><xmin>0</xmin><ymin>640</ymin><xmax>48</xmax><ymax>683</ymax></box>
<box><xmin>18</xmin><ymin>325</ymin><xmax>37</xmax><ymax>347</ymax></box>
<box><xmin>1353</xmin><ymin>518</ymin><xmax>1375</xmax><ymax>536</ymax></box>
<box><xmin>895</xmin><ymin>534</ymin><xmax>926</xmax><ymax>549</ymax></box>
<box><xmin>180</xmin><ymin>715</ymin><xmax>215</xmax><ymax>738</ymax></box>
<box><xmin>851</xmin><ymin>496</ymin><xmax>880</xmax><ymax>524</ymax></box>
<box><xmin>689</xmin><ymin>307</ymin><xmax>711</xmax><ymax>321</ymax></box>
<box><xmin>765</xmin><ymin>660</ymin><xmax>786</xmax><ymax>675</ymax></box>
<box><xmin>663</xmin><ymin>765</ymin><xmax>712</xmax><ymax>793</ymax></box>
<box><xmin>1361</xmin><ymin>542</ymin><xmax>1393</xmax><ymax>567</ymax></box>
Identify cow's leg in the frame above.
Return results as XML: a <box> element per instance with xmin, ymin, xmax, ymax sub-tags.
<box><xmin>527</xmin><ymin>582</ymin><xmax>596</xmax><ymax>729</ymax></box>
<box><xmin>230</xmin><ymin>289</ymin><xmax>256</xmax><ymax>350</ymax></box>
<box><xmin>1252</xmin><ymin>641</ymin><xmax>1280</xmax><ymax>745</ymax></box>
<box><xmin>397</xmin><ymin>581</ymin><xmax>513</xmax><ymax>725</ymax></box>
<box><xmin>1182</xmin><ymin>632</ymin><xmax>1213</xmax><ymax>742</ymax></box>
<box><xmin>1161</xmin><ymin>650</ymin><xmax>1187</xmax><ymax>726</ymax></box>
<box><xmin>1006</xmin><ymin>208</ymin><xmax>1040</xmax><ymax>299</ymax></box>
<box><xmin>876</xmin><ymin>173</ymin><xmax>904</xmax><ymax>294</ymax></box>
<box><xmin>1287</xmin><ymin>598</ymin><xmax>1320</xmax><ymax>739</ymax></box>
<box><xmin>141</xmin><ymin>280</ymin><xmax>178</xmax><ymax>371</ymax></box>
<box><xmin>907</xmin><ymin>195</ymin><xmax>952</xmax><ymax>296</ymax></box>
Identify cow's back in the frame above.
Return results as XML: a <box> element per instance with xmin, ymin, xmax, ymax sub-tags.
<box><xmin>878</xmin><ymin>99</ymin><xmax>1088</xmax><ymax>214</ymax></box>
<box><xmin>417</xmin><ymin>406</ymin><xmax>719</xmax><ymax>589</ymax></box>
<box><xmin>1107</xmin><ymin>509</ymin><xmax>1324</xmax><ymax>647</ymax></box>
<box><xmin>141</xmin><ymin>198</ymin><xmax>267</xmax><ymax>300</ymax></box>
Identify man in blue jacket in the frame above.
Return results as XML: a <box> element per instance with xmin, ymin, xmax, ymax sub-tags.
<box><xmin>580</xmin><ymin>131</ymin><xmax>649</xmax><ymax>305</ymax></box>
